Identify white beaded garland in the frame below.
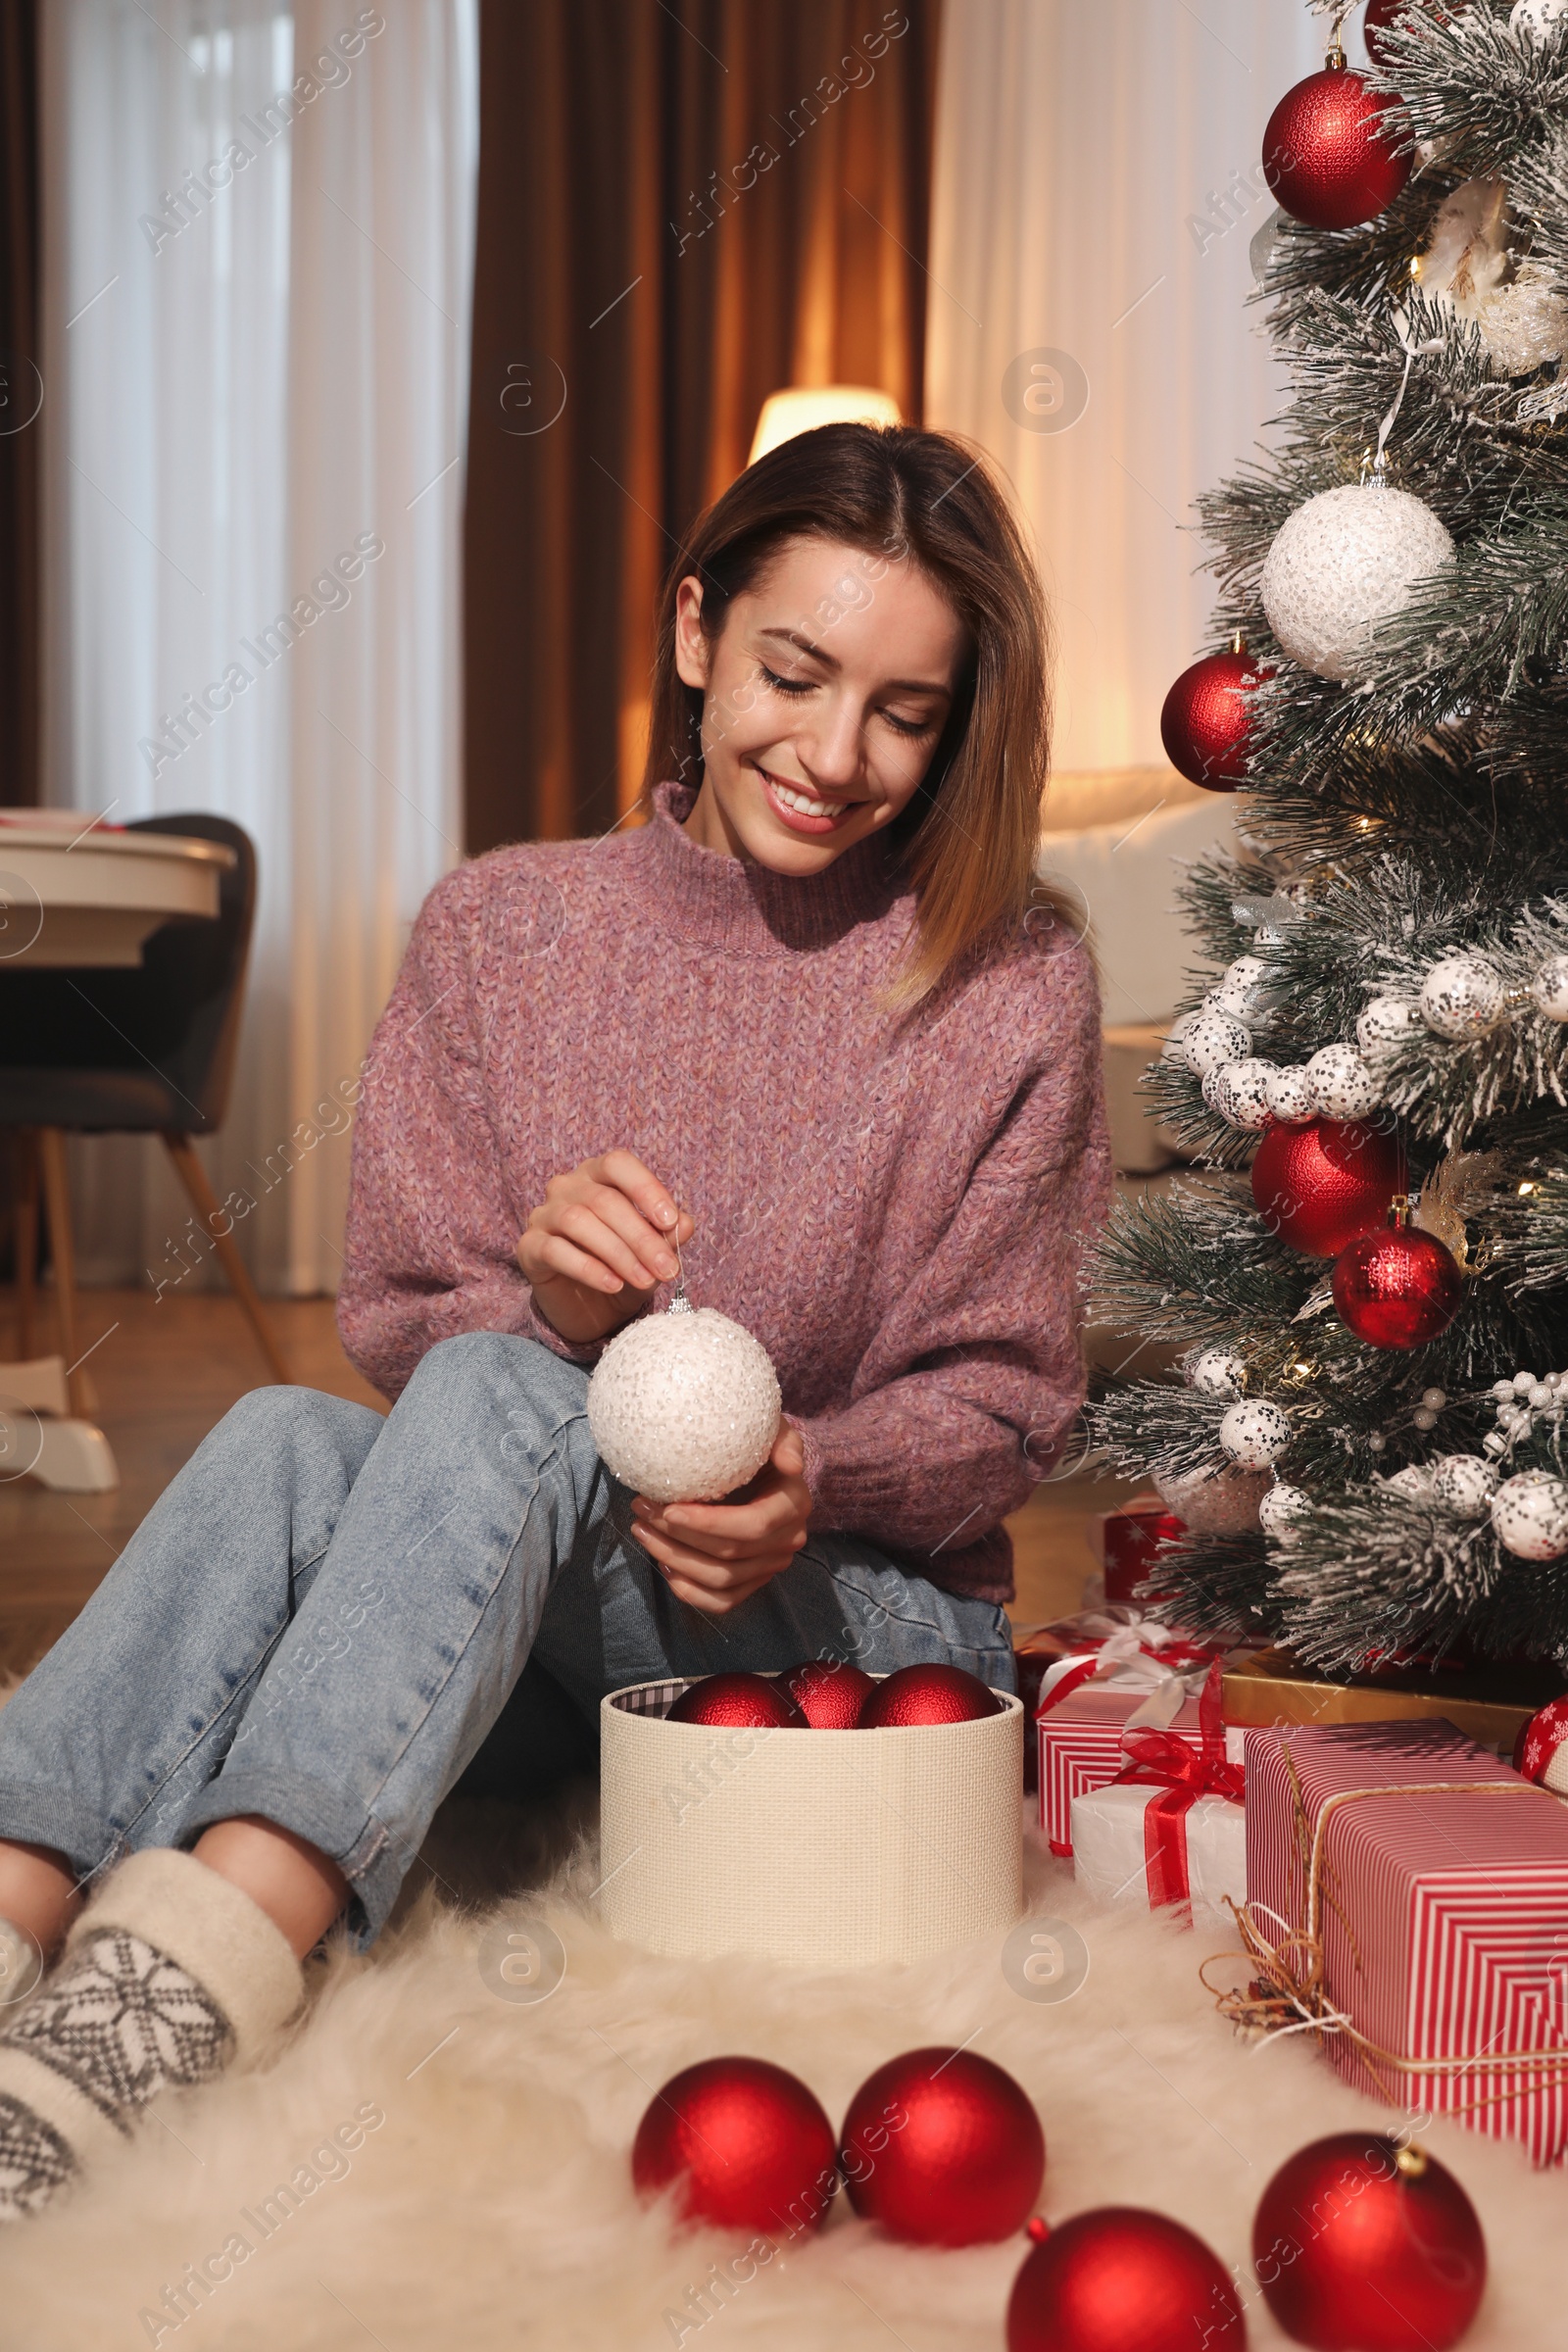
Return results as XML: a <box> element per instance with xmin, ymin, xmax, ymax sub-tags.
<box><xmin>1419</xmin><ymin>956</ymin><xmax>1506</xmax><ymax>1041</ymax></box>
<box><xmin>1259</xmin><ymin>482</ymin><xmax>1456</xmax><ymax>685</ymax></box>
<box><xmin>1183</xmin><ymin>1009</ymin><xmax>1252</xmax><ymax>1078</ymax></box>
<box><xmin>1431</xmin><ymin>1454</ymin><xmax>1499</xmax><ymax>1518</ymax></box>
<box><xmin>1218</xmin><ymin>1398</ymin><xmax>1292</xmax><ymax>1472</ymax></box>
<box><xmin>1356</xmin><ymin>997</ymin><xmax>1423</xmax><ymax>1057</ymax></box>
<box><xmin>1258</xmin><ymin>1482</ymin><xmax>1310</xmax><ymax>1544</ymax></box>
<box><xmin>1530</xmin><ymin>954</ymin><xmax>1568</xmax><ymax>1022</ymax></box>
<box><xmin>1491</xmin><ymin>1468</ymin><xmax>1568</xmax><ymax>1561</ymax></box>
<box><xmin>1303</xmin><ymin>1043</ymin><xmax>1381</xmax><ymax>1120</ymax></box>
<box><xmin>586</xmin><ymin>1301</ymin><xmax>781</xmax><ymax>1504</ymax></box>
<box><xmin>1263</xmin><ymin>1065</ymin><xmax>1318</xmax><ymax>1124</ymax></box>
<box><xmin>1210</xmin><ymin>956</ymin><xmax>1267</xmax><ymax>1020</ymax></box>
<box><xmin>1187</xmin><ymin>1346</ymin><xmax>1247</xmax><ymax>1400</ymax></box>
<box><xmin>1216</xmin><ymin>1057</ymin><xmax>1276</xmax><ymax>1132</ymax></box>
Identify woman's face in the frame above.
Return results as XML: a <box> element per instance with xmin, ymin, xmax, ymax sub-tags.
<box><xmin>672</xmin><ymin>534</ymin><xmax>969</xmax><ymax>873</ymax></box>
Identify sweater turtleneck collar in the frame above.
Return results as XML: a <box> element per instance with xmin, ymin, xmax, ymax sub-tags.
<box><xmin>624</xmin><ymin>780</ymin><xmax>910</xmax><ymax>956</ymax></box>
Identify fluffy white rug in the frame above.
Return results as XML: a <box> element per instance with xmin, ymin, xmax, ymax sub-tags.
<box><xmin>3</xmin><ymin>1789</ymin><xmax>1563</xmax><ymax>2351</ymax></box>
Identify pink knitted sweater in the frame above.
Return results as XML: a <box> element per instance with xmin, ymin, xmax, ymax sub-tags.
<box><xmin>337</xmin><ymin>783</ymin><xmax>1110</xmax><ymax>1602</ymax></box>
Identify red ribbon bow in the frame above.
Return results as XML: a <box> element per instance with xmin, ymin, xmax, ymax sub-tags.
<box><xmin>1110</xmin><ymin>1659</ymin><xmax>1242</xmax><ymax>1909</ymax></box>
<box><xmin>1033</xmin><ymin>1633</ymin><xmax>1224</xmax><ymax>1721</ymax></box>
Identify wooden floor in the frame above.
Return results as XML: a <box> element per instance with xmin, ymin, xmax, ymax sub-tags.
<box><xmin>0</xmin><ymin>1288</ymin><xmax>1138</xmax><ymax>1673</ymax></box>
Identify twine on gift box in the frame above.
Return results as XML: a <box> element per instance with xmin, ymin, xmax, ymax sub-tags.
<box><xmin>1199</xmin><ymin>1773</ymin><xmax>1568</xmax><ymax>2122</ymax></box>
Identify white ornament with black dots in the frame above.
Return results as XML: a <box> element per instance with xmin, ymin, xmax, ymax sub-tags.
<box><xmin>1219</xmin><ymin>1398</ymin><xmax>1292</xmax><ymax>1472</ymax></box>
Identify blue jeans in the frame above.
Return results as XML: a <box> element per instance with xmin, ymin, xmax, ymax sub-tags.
<box><xmin>0</xmin><ymin>1334</ymin><xmax>1015</xmax><ymax>1943</ymax></box>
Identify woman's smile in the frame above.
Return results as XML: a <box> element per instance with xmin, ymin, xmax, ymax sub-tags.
<box><xmin>753</xmin><ymin>760</ymin><xmax>860</xmax><ymax>835</ymax></box>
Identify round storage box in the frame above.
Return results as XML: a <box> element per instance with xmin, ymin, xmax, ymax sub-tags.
<box><xmin>598</xmin><ymin>1676</ymin><xmax>1024</xmax><ymax>1970</ymax></box>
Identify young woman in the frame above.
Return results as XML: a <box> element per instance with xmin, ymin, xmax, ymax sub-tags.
<box><xmin>0</xmin><ymin>423</ymin><xmax>1108</xmax><ymax>2219</ymax></box>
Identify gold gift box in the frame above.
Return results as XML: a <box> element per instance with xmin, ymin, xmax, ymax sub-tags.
<box><xmin>1222</xmin><ymin>1646</ymin><xmax>1568</xmax><ymax>1755</ymax></box>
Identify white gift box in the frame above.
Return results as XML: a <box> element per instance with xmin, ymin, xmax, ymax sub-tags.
<box><xmin>1070</xmin><ymin>1774</ymin><xmax>1248</xmax><ymax>1940</ymax></box>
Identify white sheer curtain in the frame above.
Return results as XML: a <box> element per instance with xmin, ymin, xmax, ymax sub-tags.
<box><xmin>927</xmin><ymin>0</ymin><xmax>1328</xmax><ymax>778</ymax></box>
<box><xmin>40</xmin><ymin>0</ymin><xmax>476</xmax><ymax>1295</ymax></box>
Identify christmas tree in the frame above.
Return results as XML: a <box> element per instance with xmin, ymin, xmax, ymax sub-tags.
<box><xmin>1092</xmin><ymin>0</ymin><xmax>1568</xmax><ymax>1676</ymax></box>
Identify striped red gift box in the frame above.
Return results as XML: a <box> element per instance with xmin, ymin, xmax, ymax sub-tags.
<box><xmin>1038</xmin><ymin>1686</ymin><xmax>1206</xmax><ymax>1855</ymax></box>
<box><xmin>1245</xmin><ymin>1719</ymin><xmax>1568</xmax><ymax>2165</ymax></box>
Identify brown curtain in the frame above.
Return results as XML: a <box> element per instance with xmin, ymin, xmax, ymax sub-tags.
<box><xmin>0</xmin><ymin>0</ymin><xmax>38</xmax><ymax>808</ymax></box>
<box><xmin>463</xmin><ymin>1</ymin><xmax>942</xmax><ymax>855</ymax></box>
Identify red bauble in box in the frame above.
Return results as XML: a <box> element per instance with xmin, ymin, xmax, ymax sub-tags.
<box><xmin>775</xmin><ymin>1658</ymin><xmax>876</xmax><ymax>1729</ymax></box>
<box><xmin>632</xmin><ymin>2056</ymin><xmax>837</xmax><ymax>2234</ymax></box>
<box><xmin>1263</xmin><ymin>57</ymin><xmax>1410</xmax><ymax>231</ymax></box>
<box><xmin>1160</xmin><ymin>644</ymin><xmax>1273</xmax><ymax>790</ymax></box>
<box><xmin>1095</xmin><ymin>1496</ymin><xmax>1187</xmax><ymax>1605</ymax></box>
<box><xmin>1251</xmin><ymin>1115</ymin><xmax>1405</xmax><ymax>1259</ymax></box>
<box><xmin>1007</xmin><ymin>2207</ymin><xmax>1246</xmax><ymax>2352</ymax></box>
<box><xmin>666</xmin><ymin>1673</ymin><xmax>806</xmax><ymax>1729</ymax></box>
<box><xmin>1331</xmin><ymin>1213</ymin><xmax>1463</xmax><ymax>1350</ymax></box>
<box><xmin>858</xmin><ymin>1663</ymin><xmax>1001</xmax><ymax>1728</ymax></box>
<box><xmin>1514</xmin><ymin>1693</ymin><xmax>1568</xmax><ymax>1795</ymax></box>
<box><xmin>1253</xmin><ymin>2134</ymin><xmax>1485</xmax><ymax>2351</ymax></box>
<box><xmin>841</xmin><ymin>2048</ymin><xmax>1044</xmax><ymax>2246</ymax></box>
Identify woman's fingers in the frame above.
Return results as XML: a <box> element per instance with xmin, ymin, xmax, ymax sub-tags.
<box><xmin>629</xmin><ymin>1517</ymin><xmax>795</xmax><ymax>1590</ymax></box>
<box><xmin>520</xmin><ymin>1231</ymin><xmax>624</xmax><ymax>1295</ymax></box>
<box><xmin>595</xmin><ymin>1151</ymin><xmax>684</xmax><ymax>1241</ymax></box>
<box><xmin>660</xmin><ymin>1569</ymin><xmax>777</xmax><ymax>1617</ymax></box>
<box><xmin>547</xmin><ymin>1201</ymin><xmax>662</xmax><ymax>1292</ymax></box>
<box><xmin>579</xmin><ymin>1183</ymin><xmax>683</xmax><ymax>1287</ymax></box>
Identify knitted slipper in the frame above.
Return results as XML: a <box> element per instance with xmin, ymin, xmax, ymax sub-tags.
<box><xmin>0</xmin><ymin>1850</ymin><xmax>303</xmax><ymax>2221</ymax></box>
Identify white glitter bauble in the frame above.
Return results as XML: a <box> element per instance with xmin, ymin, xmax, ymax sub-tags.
<box><xmin>1153</xmin><ymin>1462</ymin><xmax>1272</xmax><ymax>1535</ymax></box>
<box><xmin>1216</xmin><ymin>1057</ymin><xmax>1276</xmax><ymax>1132</ymax></box>
<box><xmin>1183</xmin><ymin>1009</ymin><xmax>1251</xmax><ymax>1078</ymax></box>
<box><xmin>1219</xmin><ymin>1398</ymin><xmax>1292</xmax><ymax>1472</ymax></box>
<box><xmin>1430</xmin><ymin>1453</ymin><xmax>1499</xmax><ymax>1519</ymax></box>
<box><xmin>1259</xmin><ymin>483</ymin><xmax>1456</xmax><ymax>685</ymax></box>
<box><xmin>1258</xmin><ymin>1482</ymin><xmax>1310</xmax><ymax>1544</ymax></box>
<box><xmin>586</xmin><ymin>1301</ymin><xmax>781</xmax><ymax>1504</ymax></box>
<box><xmin>1384</xmin><ymin>1463</ymin><xmax>1435</xmax><ymax>1500</ymax></box>
<box><xmin>1201</xmin><ymin>1064</ymin><xmax>1232</xmax><ymax>1115</ymax></box>
<box><xmin>1530</xmin><ymin>954</ymin><xmax>1568</xmax><ymax>1022</ymax></box>
<box><xmin>1511</xmin><ymin>0</ymin><xmax>1568</xmax><ymax>41</ymax></box>
<box><xmin>1356</xmin><ymin>997</ymin><xmax>1423</xmax><ymax>1056</ymax></box>
<box><xmin>1491</xmin><ymin>1468</ymin><xmax>1568</xmax><ymax>1561</ymax></box>
<box><xmin>1210</xmin><ymin>956</ymin><xmax>1267</xmax><ymax>1020</ymax></box>
<box><xmin>1160</xmin><ymin>1011</ymin><xmax>1197</xmax><ymax>1064</ymax></box>
<box><xmin>1264</xmin><ymin>1065</ymin><xmax>1318</xmax><ymax>1124</ymax></box>
<box><xmin>1418</xmin><ymin>956</ymin><xmax>1507</xmax><ymax>1041</ymax></box>
<box><xmin>1303</xmin><ymin>1043</ymin><xmax>1381</xmax><ymax>1120</ymax></box>
<box><xmin>1479</xmin><ymin>263</ymin><xmax>1568</xmax><ymax>374</ymax></box>
<box><xmin>1187</xmin><ymin>1346</ymin><xmax>1247</xmax><ymax>1400</ymax></box>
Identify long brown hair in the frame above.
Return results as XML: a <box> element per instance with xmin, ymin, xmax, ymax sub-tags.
<box><xmin>640</xmin><ymin>422</ymin><xmax>1054</xmax><ymax>1004</ymax></box>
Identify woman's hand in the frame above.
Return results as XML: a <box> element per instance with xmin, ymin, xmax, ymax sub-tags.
<box><xmin>517</xmin><ymin>1151</ymin><xmax>696</xmax><ymax>1345</ymax></box>
<box><xmin>630</xmin><ymin>1423</ymin><xmax>811</xmax><ymax>1616</ymax></box>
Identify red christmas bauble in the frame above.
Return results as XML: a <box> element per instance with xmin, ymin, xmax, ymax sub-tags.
<box><xmin>1160</xmin><ymin>647</ymin><xmax>1273</xmax><ymax>790</ymax></box>
<box><xmin>1332</xmin><ymin>1218</ymin><xmax>1463</xmax><ymax>1350</ymax></box>
<box><xmin>1251</xmin><ymin>1116</ymin><xmax>1405</xmax><ymax>1259</ymax></box>
<box><xmin>841</xmin><ymin>2048</ymin><xmax>1045</xmax><ymax>2246</ymax></box>
<box><xmin>632</xmin><ymin>2056</ymin><xmax>838</xmax><ymax>2233</ymax></box>
<box><xmin>1363</xmin><ymin>0</ymin><xmax>1451</xmax><ymax>72</ymax></box>
<box><xmin>1253</xmin><ymin>2134</ymin><xmax>1485</xmax><ymax>2349</ymax></box>
<box><xmin>1007</xmin><ymin>2206</ymin><xmax>1246</xmax><ymax>2352</ymax></box>
<box><xmin>1514</xmin><ymin>1693</ymin><xmax>1568</xmax><ymax>1795</ymax></box>
<box><xmin>1263</xmin><ymin>60</ymin><xmax>1410</xmax><ymax>230</ymax></box>
<box><xmin>666</xmin><ymin>1673</ymin><xmax>807</xmax><ymax>1729</ymax></box>
<box><xmin>858</xmin><ymin>1663</ymin><xmax>1002</xmax><ymax>1729</ymax></box>
<box><xmin>775</xmin><ymin>1658</ymin><xmax>877</xmax><ymax>1729</ymax></box>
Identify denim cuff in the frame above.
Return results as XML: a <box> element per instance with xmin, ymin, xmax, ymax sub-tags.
<box><xmin>176</xmin><ymin>1767</ymin><xmax>409</xmax><ymax>1947</ymax></box>
<box><xmin>0</xmin><ymin>1780</ymin><xmax>120</xmax><ymax>1886</ymax></box>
